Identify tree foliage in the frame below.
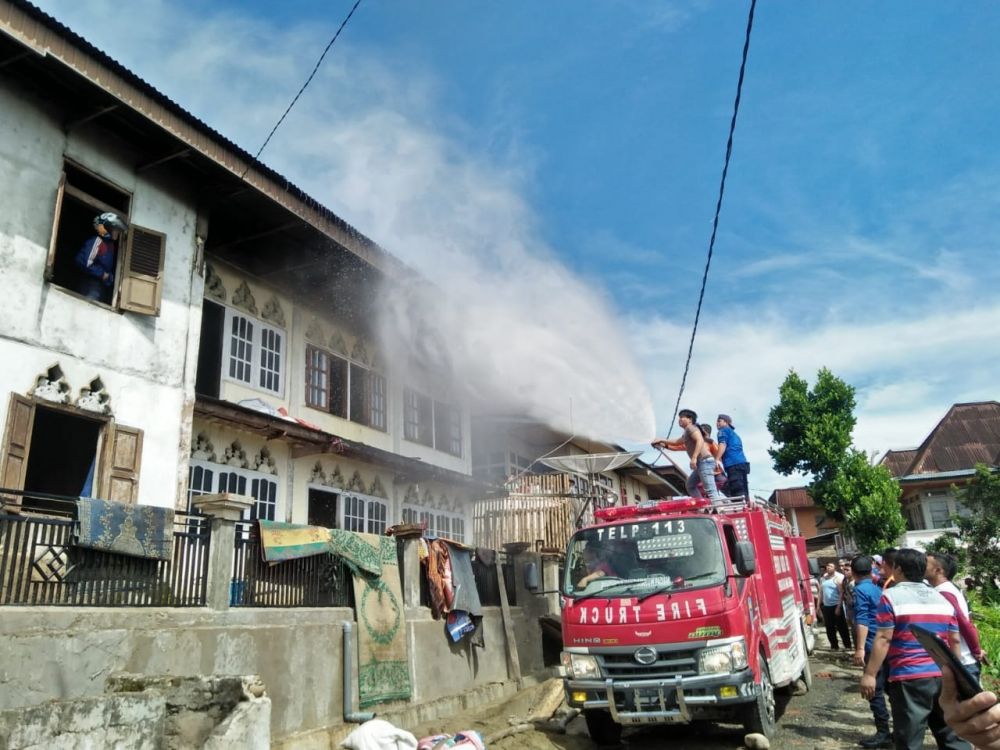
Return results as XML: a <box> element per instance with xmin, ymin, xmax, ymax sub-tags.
<box><xmin>767</xmin><ymin>368</ymin><xmax>906</xmax><ymax>551</ymax></box>
<box><xmin>767</xmin><ymin>368</ymin><xmax>856</xmax><ymax>481</ymax></box>
<box><xmin>952</xmin><ymin>465</ymin><xmax>1000</xmax><ymax>603</ymax></box>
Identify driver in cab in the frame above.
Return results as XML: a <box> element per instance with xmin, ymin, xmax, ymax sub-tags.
<box><xmin>577</xmin><ymin>544</ymin><xmax>617</xmax><ymax>588</ymax></box>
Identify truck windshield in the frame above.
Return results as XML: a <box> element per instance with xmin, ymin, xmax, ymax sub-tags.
<box><xmin>565</xmin><ymin>517</ymin><xmax>726</xmax><ymax>598</ymax></box>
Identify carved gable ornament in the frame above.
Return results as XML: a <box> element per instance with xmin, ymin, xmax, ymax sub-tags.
<box><xmin>305</xmin><ymin>318</ymin><xmax>325</xmax><ymax>343</ymax></box>
<box><xmin>232</xmin><ymin>280</ymin><xmax>258</xmax><ymax>316</ymax></box>
<box><xmin>192</xmin><ymin>433</ymin><xmax>218</xmax><ymax>462</ymax></box>
<box><xmin>76</xmin><ymin>377</ymin><xmax>112</xmax><ymax>415</ymax></box>
<box><xmin>223</xmin><ymin>440</ymin><xmax>250</xmax><ymax>469</ymax></box>
<box><xmin>261</xmin><ymin>295</ymin><xmax>286</xmax><ymax>328</ymax></box>
<box><xmin>368</xmin><ymin>475</ymin><xmax>388</xmax><ymax>499</ymax></box>
<box><xmin>30</xmin><ymin>363</ymin><xmax>71</xmax><ymax>405</ymax></box>
<box><xmin>204</xmin><ymin>263</ymin><xmax>227</xmax><ymax>303</ymax></box>
<box><xmin>347</xmin><ymin>470</ymin><xmax>367</xmax><ymax>493</ymax></box>
<box><xmin>350</xmin><ymin>339</ymin><xmax>369</xmax><ymax>366</ymax></box>
<box><xmin>253</xmin><ymin>446</ymin><xmax>277</xmax><ymax>475</ymax></box>
<box><xmin>329</xmin><ymin>331</ymin><xmax>348</xmax><ymax>356</ymax></box>
<box><xmin>404</xmin><ymin>484</ymin><xmax>420</xmax><ymax>505</ymax></box>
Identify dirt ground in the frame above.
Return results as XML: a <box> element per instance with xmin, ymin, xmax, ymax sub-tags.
<box><xmin>411</xmin><ymin>633</ymin><xmax>947</xmax><ymax>749</ymax></box>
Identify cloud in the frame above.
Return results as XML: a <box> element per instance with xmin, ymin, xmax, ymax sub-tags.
<box><xmin>628</xmin><ymin>302</ymin><xmax>1000</xmax><ymax>493</ymax></box>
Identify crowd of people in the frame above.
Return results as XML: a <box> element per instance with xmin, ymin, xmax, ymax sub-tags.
<box><xmin>651</xmin><ymin>409</ymin><xmax>750</xmax><ymax>504</ymax></box>
<box><xmin>820</xmin><ymin>546</ymin><xmax>997</xmax><ymax>750</ymax></box>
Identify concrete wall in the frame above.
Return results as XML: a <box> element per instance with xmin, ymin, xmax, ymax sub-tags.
<box><xmin>0</xmin><ymin>75</ymin><xmax>204</xmax><ymax>509</ymax></box>
<box><xmin>0</xmin><ymin>604</ymin><xmax>543</xmax><ymax>743</ymax></box>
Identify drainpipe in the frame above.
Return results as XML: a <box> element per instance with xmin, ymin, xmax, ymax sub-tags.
<box><xmin>342</xmin><ymin>622</ymin><xmax>375</xmax><ymax>723</ymax></box>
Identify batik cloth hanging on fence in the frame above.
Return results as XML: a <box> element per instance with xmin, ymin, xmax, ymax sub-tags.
<box><xmin>329</xmin><ymin>528</ymin><xmax>384</xmax><ymax>576</ymax></box>
<box><xmin>350</xmin><ymin>533</ymin><xmax>412</xmax><ymax>707</ymax></box>
<box><xmin>75</xmin><ymin>497</ymin><xmax>174</xmax><ymax>561</ymax></box>
<box><xmin>257</xmin><ymin>520</ymin><xmax>330</xmax><ymax>563</ymax></box>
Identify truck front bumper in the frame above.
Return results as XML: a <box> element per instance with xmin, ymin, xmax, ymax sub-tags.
<box><xmin>566</xmin><ymin>669</ymin><xmax>757</xmax><ymax>725</ymax></box>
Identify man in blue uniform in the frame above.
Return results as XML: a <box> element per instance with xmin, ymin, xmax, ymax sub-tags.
<box><xmin>853</xmin><ymin>555</ymin><xmax>891</xmax><ymax>748</ymax></box>
<box><xmin>716</xmin><ymin>414</ymin><xmax>749</xmax><ymax>498</ymax></box>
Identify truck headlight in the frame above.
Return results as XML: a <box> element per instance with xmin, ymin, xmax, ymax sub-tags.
<box><xmin>561</xmin><ymin>652</ymin><xmax>601</xmax><ymax>680</ymax></box>
<box><xmin>698</xmin><ymin>639</ymin><xmax>748</xmax><ymax>674</ymax></box>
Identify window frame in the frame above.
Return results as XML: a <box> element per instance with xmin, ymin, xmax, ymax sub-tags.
<box><xmin>401</xmin><ymin>504</ymin><xmax>466</xmax><ymax>542</ymax></box>
<box><xmin>187</xmin><ymin>459</ymin><xmax>281</xmax><ymax>522</ymax></box>
<box><xmin>222</xmin><ymin>306</ymin><xmax>286</xmax><ymax>397</ymax></box>
<box><xmin>404</xmin><ymin>388</ymin><xmax>461</xmax><ymax>455</ymax></box>
<box><xmin>304</xmin><ymin>343</ymin><xmax>387</xmax><ymax>432</ymax></box>
<box><xmin>339</xmin><ymin>492</ymin><xmax>388</xmax><ymax>535</ymax></box>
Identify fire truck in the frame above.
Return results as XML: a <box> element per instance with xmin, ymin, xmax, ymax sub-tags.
<box><xmin>556</xmin><ymin>496</ymin><xmax>816</xmax><ymax>744</ymax></box>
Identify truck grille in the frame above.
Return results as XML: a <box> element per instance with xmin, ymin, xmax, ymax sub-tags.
<box><xmin>598</xmin><ymin>648</ymin><xmax>699</xmax><ymax>680</ymax></box>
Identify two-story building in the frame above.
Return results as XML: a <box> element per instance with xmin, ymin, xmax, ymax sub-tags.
<box><xmin>880</xmin><ymin>400</ymin><xmax>1000</xmax><ymax>549</ymax></box>
<box><xmin>0</xmin><ymin>0</ymin><xmax>482</xmax><ymax>536</ymax></box>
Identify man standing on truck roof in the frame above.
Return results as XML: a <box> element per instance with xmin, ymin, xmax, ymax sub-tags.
<box><xmin>652</xmin><ymin>408</ymin><xmax>723</xmax><ymax>504</ymax></box>
<box><xmin>716</xmin><ymin>414</ymin><xmax>750</xmax><ymax>499</ymax></box>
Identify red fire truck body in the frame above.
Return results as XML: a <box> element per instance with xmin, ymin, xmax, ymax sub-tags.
<box><xmin>559</xmin><ymin>497</ymin><xmax>814</xmax><ymax>743</ymax></box>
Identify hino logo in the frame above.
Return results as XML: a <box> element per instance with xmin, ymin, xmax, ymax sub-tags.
<box><xmin>633</xmin><ymin>647</ymin><xmax>658</xmax><ymax>665</ymax></box>
<box><xmin>634</xmin><ymin>630</ymin><xmax>652</xmax><ymax>638</ymax></box>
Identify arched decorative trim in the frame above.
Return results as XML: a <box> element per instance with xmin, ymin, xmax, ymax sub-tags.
<box><xmin>369</xmin><ymin>475</ymin><xmax>388</xmax><ymax>499</ymax></box>
<box><xmin>232</xmin><ymin>280</ymin><xmax>258</xmax><ymax>316</ymax></box>
<box><xmin>205</xmin><ymin>263</ymin><xmax>227</xmax><ymax>303</ymax></box>
<box><xmin>347</xmin><ymin>470</ymin><xmax>366</xmax><ymax>493</ymax></box>
<box><xmin>330</xmin><ymin>331</ymin><xmax>348</xmax><ymax>355</ymax></box>
<box><xmin>192</xmin><ymin>432</ymin><xmax>218</xmax><ymax>462</ymax></box>
<box><xmin>350</xmin><ymin>339</ymin><xmax>369</xmax><ymax>366</ymax></box>
<box><xmin>76</xmin><ymin>376</ymin><xmax>112</xmax><ymax>415</ymax></box>
<box><xmin>305</xmin><ymin>318</ymin><xmax>325</xmax><ymax>343</ymax></box>
<box><xmin>253</xmin><ymin>446</ymin><xmax>277</xmax><ymax>475</ymax></box>
<box><xmin>30</xmin><ymin>363</ymin><xmax>71</xmax><ymax>405</ymax></box>
<box><xmin>404</xmin><ymin>484</ymin><xmax>420</xmax><ymax>505</ymax></box>
<box><xmin>261</xmin><ymin>295</ymin><xmax>286</xmax><ymax>328</ymax></box>
<box><xmin>223</xmin><ymin>440</ymin><xmax>250</xmax><ymax>469</ymax></box>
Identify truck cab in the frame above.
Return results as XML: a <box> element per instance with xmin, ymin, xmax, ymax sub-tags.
<box><xmin>558</xmin><ymin>497</ymin><xmax>812</xmax><ymax>745</ymax></box>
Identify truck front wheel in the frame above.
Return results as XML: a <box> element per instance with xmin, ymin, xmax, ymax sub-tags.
<box><xmin>584</xmin><ymin>709</ymin><xmax>622</xmax><ymax>746</ymax></box>
<box><xmin>742</xmin><ymin>659</ymin><xmax>776</xmax><ymax>738</ymax></box>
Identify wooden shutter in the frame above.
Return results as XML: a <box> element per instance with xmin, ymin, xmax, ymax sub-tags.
<box><xmin>1</xmin><ymin>395</ymin><xmax>35</xmax><ymax>508</ymax></box>
<box><xmin>99</xmin><ymin>423</ymin><xmax>143</xmax><ymax>504</ymax></box>
<box><xmin>118</xmin><ymin>225</ymin><xmax>165</xmax><ymax>316</ymax></box>
<box><xmin>45</xmin><ymin>173</ymin><xmax>67</xmax><ymax>280</ymax></box>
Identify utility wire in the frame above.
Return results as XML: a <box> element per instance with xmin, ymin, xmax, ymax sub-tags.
<box><xmin>241</xmin><ymin>0</ymin><xmax>364</xmax><ymax>177</ymax></box>
<box><xmin>665</xmin><ymin>0</ymin><xmax>757</xmax><ymax>439</ymax></box>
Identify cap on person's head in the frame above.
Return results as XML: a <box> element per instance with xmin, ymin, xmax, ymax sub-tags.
<box><xmin>851</xmin><ymin>555</ymin><xmax>873</xmax><ymax>575</ymax></box>
<box><xmin>718</xmin><ymin>414</ymin><xmax>733</xmax><ymax>427</ymax></box>
<box><xmin>872</xmin><ymin>554</ymin><xmax>883</xmax><ymax>565</ymax></box>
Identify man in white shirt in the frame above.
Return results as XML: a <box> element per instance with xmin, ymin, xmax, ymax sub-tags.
<box><xmin>926</xmin><ymin>552</ymin><xmax>985</xmax><ymax>682</ymax></box>
<box><xmin>820</xmin><ymin>561</ymin><xmax>852</xmax><ymax>650</ymax></box>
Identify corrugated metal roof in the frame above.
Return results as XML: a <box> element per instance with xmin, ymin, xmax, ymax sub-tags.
<box><xmin>880</xmin><ymin>449</ymin><xmax>918</xmax><ymax>478</ymax></box>
<box><xmin>1</xmin><ymin>0</ymin><xmax>398</xmax><ymax>273</ymax></box>
<box><xmin>905</xmin><ymin>401</ymin><xmax>1000</xmax><ymax>476</ymax></box>
<box><xmin>768</xmin><ymin>486</ymin><xmax>813</xmax><ymax>509</ymax></box>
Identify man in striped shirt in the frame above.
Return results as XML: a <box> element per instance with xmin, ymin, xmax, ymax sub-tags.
<box><xmin>860</xmin><ymin>548</ymin><xmax>969</xmax><ymax>750</ymax></box>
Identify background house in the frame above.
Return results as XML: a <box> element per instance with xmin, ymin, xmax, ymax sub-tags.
<box><xmin>880</xmin><ymin>400</ymin><xmax>1000</xmax><ymax>549</ymax></box>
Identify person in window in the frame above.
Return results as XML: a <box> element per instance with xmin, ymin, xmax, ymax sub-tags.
<box><xmin>76</xmin><ymin>212</ymin><xmax>127</xmax><ymax>303</ymax></box>
<box><xmin>577</xmin><ymin>544</ymin><xmax>616</xmax><ymax>588</ymax></box>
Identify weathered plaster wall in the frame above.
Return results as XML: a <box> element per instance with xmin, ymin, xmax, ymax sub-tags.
<box><xmin>0</xmin><ymin>77</ymin><xmax>204</xmax><ymax>509</ymax></box>
<box><xmin>0</xmin><ymin>604</ymin><xmax>541</xmax><ymax>742</ymax></box>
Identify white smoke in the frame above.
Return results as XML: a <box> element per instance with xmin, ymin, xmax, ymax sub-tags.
<box><xmin>321</xmin><ymin>111</ymin><xmax>656</xmax><ymax>441</ymax></box>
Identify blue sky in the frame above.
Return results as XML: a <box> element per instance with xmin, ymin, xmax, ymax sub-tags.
<box><xmin>35</xmin><ymin>0</ymin><xmax>1000</xmax><ymax>493</ymax></box>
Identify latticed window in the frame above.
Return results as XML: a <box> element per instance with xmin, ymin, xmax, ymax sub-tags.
<box><xmin>186</xmin><ymin>464</ymin><xmax>214</xmax><ymax>512</ymax></box>
<box><xmin>250</xmin><ymin>477</ymin><xmax>278</xmax><ymax>521</ymax></box>
<box><xmin>404</xmin><ymin>388</ymin><xmax>433</xmax><ymax>446</ymax></box>
<box><xmin>367</xmin><ymin>500</ymin><xmax>387</xmax><ymax>535</ymax></box>
<box><xmin>434</xmin><ymin>401</ymin><xmax>462</xmax><ymax>457</ymax></box>
<box><xmin>305</xmin><ymin>346</ymin><xmax>329</xmax><ymax>408</ymax></box>
<box><xmin>343</xmin><ymin>495</ymin><xmax>365</xmax><ymax>532</ymax></box>
<box><xmin>228</xmin><ymin>314</ymin><xmax>254</xmax><ymax>383</ymax></box>
<box><xmin>370</xmin><ymin>373</ymin><xmax>387</xmax><ymax>431</ymax></box>
<box><xmin>259</xmin><ymin>327</ymin><xmax>282</xmax><ymax>393</ymax></box>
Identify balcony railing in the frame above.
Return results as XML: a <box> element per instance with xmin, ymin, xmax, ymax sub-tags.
<box><xmin>0</xmin><ymin>491</ymin><xmax>210</xmax><ymax>607</ymax></box>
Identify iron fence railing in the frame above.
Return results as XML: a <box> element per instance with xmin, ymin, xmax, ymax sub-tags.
<box><xmin>0</xmin><ymin>495</ymin><xmax>210</xmax><ymax>607</ymax></box>
<box><xmin>471</xmin><ymin>551</ymin><xmax>517</xmax><ymax>607</ymax></box>
<box><xmin>230</xmin><ymin>521</ymin><xmax>352</xmax><ymax>608</ymax></box>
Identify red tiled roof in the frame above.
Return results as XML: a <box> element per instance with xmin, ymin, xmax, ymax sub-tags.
<box><xmin>768</xmin><ymin>487</ymin><xmax>813</xmax><ymax>509</ymax></box>
<box><xmin>882</xmin><ymin>402</ymin><xmax>1000</xmax><ymax>477</ymax></box>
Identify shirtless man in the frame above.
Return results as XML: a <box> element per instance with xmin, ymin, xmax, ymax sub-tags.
<box><xmin>652</xmin><ymin>408</ymin><xmax>722</xmax><ymax>503</ymax></box>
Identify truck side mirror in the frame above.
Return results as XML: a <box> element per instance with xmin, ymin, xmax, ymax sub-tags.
<box><xmin>523</xmin><ymin>561</ymin><xmax>540</xmax><ymax>592</ymax></box>
<box><xmin>734</xmin><ymin>541</ymin><xmax>756</xmax><ymax>576</ymax></box>
<box><xmin>808</xmin><ymin>558</ymin><xmax>820</xmax><ymax>577</ymax></box>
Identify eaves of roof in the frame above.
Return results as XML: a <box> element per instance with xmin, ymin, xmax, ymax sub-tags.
<box><xmin>1</xmin><ymin>0</ymin><xmax>404</xmax><ymax>276</ymax></box>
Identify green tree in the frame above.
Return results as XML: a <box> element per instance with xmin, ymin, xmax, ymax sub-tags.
<box><xmin>767</xmin><ymin>368</ymin><xmax>856</xmax><ymax>482</ymax></box>
<box><xmin>952</xmin><ymin>464</ymin><xmax>1000</xmax><ymax>603</ymax></box>
<box><xmin>767</xmin><ymin>368</ymin><xmax>905</xmax><ymax>551</ymax></box>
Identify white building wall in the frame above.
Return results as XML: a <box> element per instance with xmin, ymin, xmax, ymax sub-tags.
<box><xmin>0</xmin><ymin>77</ymin><xmax>204</xmax><ymax>508</ymax></box>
